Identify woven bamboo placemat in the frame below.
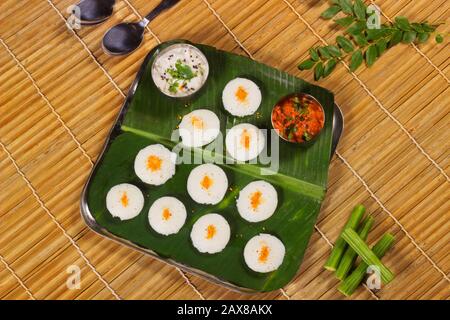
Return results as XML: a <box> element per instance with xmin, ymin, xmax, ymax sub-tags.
<box><xmin>0</xmin><ymin>0</ymin><xmax>448</xmax><ymax>300</ymax></box>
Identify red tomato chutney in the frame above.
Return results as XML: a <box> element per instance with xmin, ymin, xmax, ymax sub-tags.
<box><xmin>271</xmin><ymin>94</ymin><xmax>325</xmax><ymax>143</ymax></box>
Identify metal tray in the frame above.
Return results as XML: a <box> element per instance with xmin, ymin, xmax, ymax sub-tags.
<box><xmin>80</xmin><ymin>42</ymin><xmax>344</xmax><ymax>293</ymax></box>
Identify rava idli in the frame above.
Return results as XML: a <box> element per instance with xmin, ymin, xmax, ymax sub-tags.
<box><xmin>179</xmin><ymin>109</ymin><xmax>220</xmax><ymax>147</ymax></box>
<box><xmin>244</xmin><ymin>234</ymin><xmax>285</xmax><ymax>273</ymax></box>
<box><xmin>225</xmin><ymin>123</ymin><xmax>265</xmax><ymax>161</ymax></box>
<box><xmin>106</xmin><ymin>183</ymin><xmax>144</xmax><ymax>220</ymax></box>
<box><xmin>191</xmin><ymin>213</ymin><xmax>231</xmax><ymax>254</ymax></box>
<box><xmin>237</xmin><ymin>181</ymin><xmax>278</xmax><ymax>222</ymax></box>
<box><xmin>187</xmin><ymin>163</ymin><xmax>228</xmax><ymax>205</ymax></box>
<box><xmin>134</xmin><ymin>144</ymin><xmax>176</xmax><ymax>185</ymax></box>
<box><xmin>148</xmin><ymin>196</ymin><xmax>187</xmax><ymax>236</ymax></box>
<box><xmin>222</xmin><ymin>78</ymin><xmax>261</xmax><ymax>117</ymax></box>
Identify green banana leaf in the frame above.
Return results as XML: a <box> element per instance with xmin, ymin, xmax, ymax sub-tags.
<box><xmin>84</xmin><ymin>40</ymin><xmax>335</xmax><ymax>292</ymax></box>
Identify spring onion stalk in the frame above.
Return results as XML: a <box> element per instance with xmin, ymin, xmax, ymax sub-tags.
<box><xmin>338</xmin><ymin>233</ymin><xmax>395</xmax><ymax>296</ymax></box>
<box><xmin>335</xmin><ymin>215</ymin><xmax>374</xmax><ymax>280</ymax></box>
<box><xmin>341</xmin><ymin>229</ymin><xmax>395</xmax><ymax>284</ymax></box>
<box><xmin>324</xmin><ymin>204</ymin><xmax>366</xmax><ymax>271</ymax></box>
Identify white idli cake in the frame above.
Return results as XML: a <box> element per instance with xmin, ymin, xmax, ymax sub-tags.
<box><xmin>134</xmin><ymin>144</ymin><xmax>176</xmax><ymax>185</ymax></box>
<box><xmin>222</xmin><ymin>78</ymin><xmax>261</xmax><ymax>117</ymax></box>
<box><xmin>225</xmin><ymin>123</ymin><xmax>265</xmax><ymax>161</ymax></box>
<box><xmin>179</xmin><ymin>109</ymin><xmax>220</xmax><ymax>147</ymax></box>
<box><xmin>187</xmin><ymin>163</ymin><xmax>228</xmax><ymax>205</ymax></box>
<box><xmin>191</xmin><ymin>213</ymin><xmax>231</xmax><ymax>254</ymax></box>
<box><xmin>237</xmin><ymin>181</ymin><xmax>278</xmax><ymax>223</ymax></box>
<box><xmin>148</xmin><ymin>196</ymin><xmax>187</xmax><ymax>236</ymax></box>
<box><xmin>106</xmin><ymin>183</ymin><xmax>144</xmax><ymax>221</ymax></box>
<box><xmin>244</xmin><ymin>234</ymin><xmax>285</xmax><ymax>273</ymax></box>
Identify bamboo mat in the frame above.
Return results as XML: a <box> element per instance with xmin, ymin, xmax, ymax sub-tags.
<box><xmin>0</xmin><ymin>0</ymin><xmax>449</xmax><ymax>300</ymax></box>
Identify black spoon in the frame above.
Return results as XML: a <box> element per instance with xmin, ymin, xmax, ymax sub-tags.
<box><xmin>331</xmin><ymin>103</ymin><xmax>344</xmax><ymax>160</ymax></box>
<box><xmin>102</xmin><ymin>0</ymin><xmax>180</xmax><ymax>56</ymax></box>
<box><xmin>76</xmin><ymin>0</ymin><xmax>115</xmax><ymax>26</ymax></box>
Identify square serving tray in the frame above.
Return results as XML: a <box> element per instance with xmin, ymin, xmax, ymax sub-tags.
<box><xmin>81</xmin><ymin>40</ymin><xmax>343</xmax><ymax>292</ymax></box>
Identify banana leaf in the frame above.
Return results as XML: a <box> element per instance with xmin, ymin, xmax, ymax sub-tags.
<box><xmin>82</xmin><ymin>40</ymin><xmax>335</xmax><ymax>292</ymax></box>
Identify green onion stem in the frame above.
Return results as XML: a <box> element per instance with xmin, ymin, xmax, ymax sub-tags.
<box><xmin>338</xmin><ymin>233</ymin><xmax>395</xmax><ymax>296</ymax></box>
<box><xmin>335</xmin><ymin>215</ymin><xmax>374</xmax><ymax>280</ymax></box>
<box><xmin>324</xmin><ymin>204</ymin><xmax>366</xmax><ymax>271</ymax></box>
<box><xmin>341</xmin><ymin>229</ymin><xmax>395</xmax><ymax>284</ymax></box>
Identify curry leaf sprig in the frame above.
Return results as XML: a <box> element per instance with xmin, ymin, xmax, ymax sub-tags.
<box><xmin>298</xmin><ymin>0</ymin><xmax>445</xmax><ymax>80</ymax></box>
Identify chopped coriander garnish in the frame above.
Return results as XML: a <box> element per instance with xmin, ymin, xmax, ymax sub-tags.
<box><xmin>286</xmin><ymin>124</ymin><xmax>297</xmax><ymax>140</ymax></box>
<box><xmin>167</xmin><ymin>59</ymin><xmax>196</xmax><ymax>80</ymax></box>
<box><xmin>168</xmin><ymin>80</ymin><xmax>179</xmax><ymax>93</ymax></box>
<box><xmin>292</xmin><ymin>96</ymin><xmax>309</xmax><ymax>116</ymax></box>
<box><xmin>299</xmin><ymin>107</ymin><xmax>309</xmax><ymax>116</ymax></box>
<box><xmin>287</xmin><ymin>132</ymin><xmax>293</xmax><ymax>140</ymax></box>
<box><xmin>303</xmin><ymin>131</ymin><xmax>312</xmax><ymax>141</ymax></box>
<box><xmin>292</xmin><ymin>96</ymin><xmax>301</xmax><ymax>109</ymax></box>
